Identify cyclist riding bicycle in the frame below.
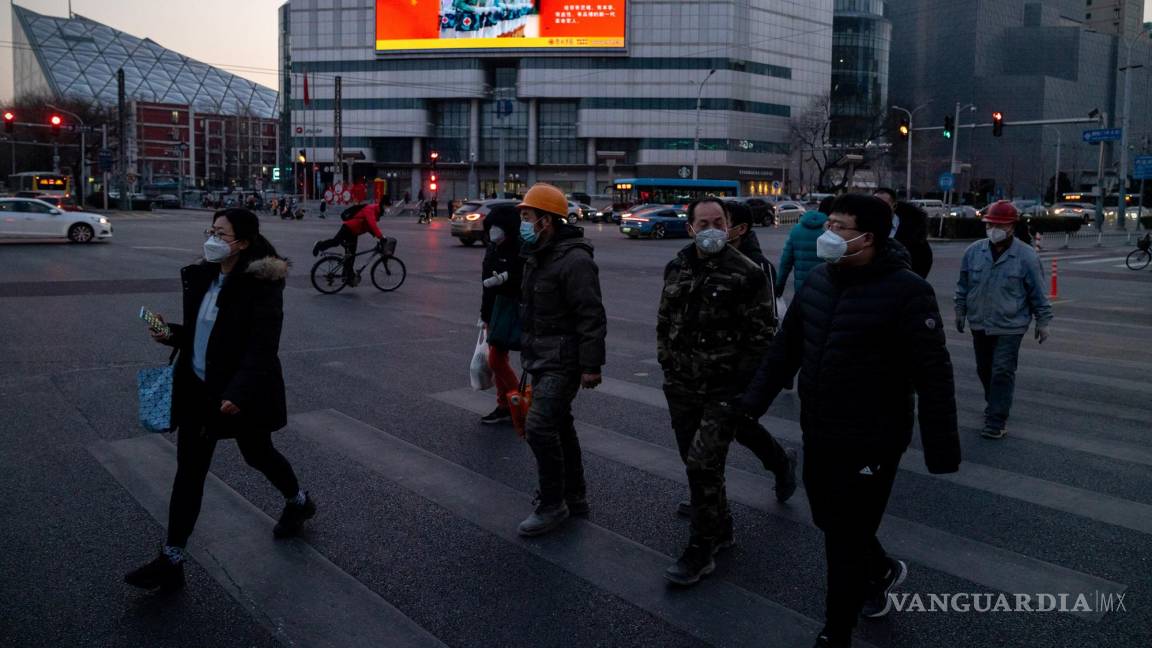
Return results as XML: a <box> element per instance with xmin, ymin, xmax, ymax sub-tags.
<box><xmin>312</xmin><ymin>197</ymin><xmax>384</xmax><ymax>283</ymax></box>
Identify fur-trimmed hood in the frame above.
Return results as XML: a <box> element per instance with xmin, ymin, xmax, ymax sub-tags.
<box><xmin>245</xmin><ymin>256</ymin><xmax>290</xmax><ymax>281</ymax></box>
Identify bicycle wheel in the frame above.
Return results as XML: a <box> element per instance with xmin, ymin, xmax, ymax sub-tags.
<box><xmin>371</xmin><ymin>256</ymin><xmax>407</xmax><ymax>292</ymax></box>
<box><xmin>311</xmin><ymin>255</ymin><xmax>348</xmax><ymax>294</ymax></box>
<box><xmin>1126</xmin><ymin>248</ymin><xmax>1151</xmax><ymax>271</ymax></box>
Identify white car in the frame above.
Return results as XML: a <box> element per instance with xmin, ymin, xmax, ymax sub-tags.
<box><xmin>773</xmin><ymin>200</ymin><xmax>808</xmax><ymax>223</ymax></box>
<box><xmin>0</xmin><ymin>198</ymin><xmax>113</xmax><ymax>242</ymax></box>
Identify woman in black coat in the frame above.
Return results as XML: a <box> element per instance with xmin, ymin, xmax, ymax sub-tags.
<box><xmin>478</xmin><ymin>204</ymin><xmax>525</xmax><ymax>424</ymax></box>
<box><xmin>125</xmin><ymin>208</ymin><xmax>313</xmax><ymax>592</ymax></box>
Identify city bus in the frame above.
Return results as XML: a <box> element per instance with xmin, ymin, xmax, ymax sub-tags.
<box><xmin>7</xmin><ymin>171</ymin><xmax>71</xmax><ymax>197</ymax></box>
<box><xmin>611</xmin><ymin>178</ymin><xmax>741</xmax><ymax>212</ymax></box>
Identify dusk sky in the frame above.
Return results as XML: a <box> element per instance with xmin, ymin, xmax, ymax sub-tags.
<box><xmin>5</xmin><ymin>0</ymin><xmax>1152</xmax><ymax>105</ymax></box>
<box><xmin>1</xmin><ymin>0</ymin><xmax>284</xmax><ymax>103</ymax></box>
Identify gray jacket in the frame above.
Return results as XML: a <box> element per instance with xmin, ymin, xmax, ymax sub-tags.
<box><xmin>520</xmin><ymin>224</ymin><xmax>607</xmax><ymax>374</ymax></box>
<box><xmin>955</xmin><ymin>238</ymin><xmax>1053</xmax><ymax>335</ymax></box>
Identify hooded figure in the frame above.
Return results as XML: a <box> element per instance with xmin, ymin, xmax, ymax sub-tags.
<box><xmin>777</xmin><ymin>209</ymin><xmax>830</xmax><ymax>297</ymax></box>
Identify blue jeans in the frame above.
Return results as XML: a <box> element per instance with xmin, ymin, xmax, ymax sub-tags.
<box><xmin>971</xmin><ymin>331</ymin><xmax>1024</xmax><ymax>431</ymax></box>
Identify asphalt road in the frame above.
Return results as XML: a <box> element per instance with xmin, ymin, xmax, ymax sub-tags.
<box><xmin>1</xmin><ymin>209</ymin><xmax>1150</xmax><ymax>648</ymax></box>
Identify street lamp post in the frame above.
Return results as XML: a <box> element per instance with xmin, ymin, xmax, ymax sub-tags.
<box><xmin>692</xmin><ymin>68</ymin><xmax>717</xmax><ymax>181</ymax></box>
<box><xmin>1117</xmin><ymin>22</ymin><xmax>1152</xmax><ymax>230</ymax></box>
<box><xmin>48</xmin><ymin>104</ymin><xmax>86</xmax><ymax>206</ymax></box>
<box><xmin>891</xmin><ymin>102</ymin><xmax>932</xmax><ymax>201</ymax></box>
<box><xmin>946</xmin><ymin>102</ymin><xmax>976</xmax><ymax>205</ymax></box>
<box><xmin>1043</xmin><ymin>125</ymin><xmax>1062</xmax><ymax>202</ymax></box>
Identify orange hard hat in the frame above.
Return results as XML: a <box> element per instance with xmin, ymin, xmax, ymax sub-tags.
<box><xmin>983</xmin><ymin>200</ymin><xmax>1019</xmax><ymax>224</ymax></box>
<box><xmin>517</xmin><ymin>183</ymin><xmax>567</xmax><ymax>218</ymax></box>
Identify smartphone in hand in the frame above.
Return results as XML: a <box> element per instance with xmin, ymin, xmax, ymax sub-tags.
<box><xmin>139</xmin><ymin>306</ymin><xmax>172</xmax><ymax>338</ymax></box>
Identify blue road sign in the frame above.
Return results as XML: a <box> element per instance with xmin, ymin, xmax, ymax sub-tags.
<box><xmin>938</xmin><ymin>172</ymin><xmax>955</xmax><ymax>191</ymax></box>
<box><xmin>1134</xmin><ymin>155</ymin><xmax>1152</xmax><ymax>180</ymax></box>
<box><xmin>1082</xmin><ymin>128</ymin><xmax>1122</xmax><ymax>143</ymax></box>
<box><xmin>98</xmin><ymin>149</ymin><xmax>113</xmax><ymax>173</ymax></box>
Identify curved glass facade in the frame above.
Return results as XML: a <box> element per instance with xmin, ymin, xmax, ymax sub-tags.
<box><xmin>830</xmin><ymin>0</ymin><xmax>891</xmax><ymax>144</ymax></box>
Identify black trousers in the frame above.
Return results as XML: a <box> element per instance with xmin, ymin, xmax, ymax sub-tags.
<box><xmin>803</xmin><ymin>445</ymin><xmax>902</xmax><ymax>640</ymax></box>
<box><xmin>664</xmin><ymin>386</ymin><xmax>790</xmax><ymax>541</ymax></box>
<box><xmin>315</xmin><ymin>225</ymin><xmax>359</xmax><ymax>278</ymax></box>
<box><xmin>166</xmin><ymin>379</ymin><xmax>300</xmax><ymax>547</ymax></box>
<box><xmin>524</xmin><ymin>371</ymin><xmax>586</xmax><ymax>506</ymax></box>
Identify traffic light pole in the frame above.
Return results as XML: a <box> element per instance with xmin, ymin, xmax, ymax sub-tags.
<box><xmin>892</xmin><ymin>102</ymin><xmax>931</xmax><ymax>200</ymax></box>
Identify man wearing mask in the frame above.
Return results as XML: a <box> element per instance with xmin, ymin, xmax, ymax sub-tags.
<box><xmin>873</xmin><ymin>188</ymin><xmax>933</xmax><ymax>278</ymax></box>
<box><xmin>955</xmin><ymin>200</ymin><xmax>1052</xmax><ymax>440</ymax></box>
<box><xmin>738</xmin><ymin>194</ymin><xmax>960</xmax><ymax>648</ymax></box>
<box><xmin>515</xmin><ymin>183</ymin><xmax>607</xmax><ymax>537</ymax></box>
<box><xmin>659</xmin><ymin>198</ymin><xmax>796</xmax><ymax>586</ymax></box>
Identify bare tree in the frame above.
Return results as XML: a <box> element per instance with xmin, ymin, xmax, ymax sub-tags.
<box><xmin>791</xmin><ymin>92</ymin><xmax>894</xmax><ymax>192</ymax></box>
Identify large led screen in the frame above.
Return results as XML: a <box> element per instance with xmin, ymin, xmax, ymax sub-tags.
<box><xmin>375</xmin><ymin>1</ymin><xmax>626</xmax><ymax>52</ymax></box>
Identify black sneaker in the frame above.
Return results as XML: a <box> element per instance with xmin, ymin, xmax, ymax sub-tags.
<box><xmin>664</xmin><ymin>542</ymin><xmax>716</xmax><ymax>586</ymax></box>
<box><xmin>861</xmin><ymin>558</ymin><xmax>908</xmax><ymax>618</ymax></box>
<box><xmin>480</xmin><ymin>407</ymin><xmax>512</xmax><ymax>424</ymax></box>
<box><xmin>981</xmin><ymin>426</ymin><xmax>1007</xmax><ymax>440</ymax></box>
<box><xmin>124</xmin><ymin>553</ymin><xmax>185</xmax><ymax>591</ymax></box>
<box><xmin>676</xmin><ymin>499</ymin><xmax>692</xmax><ymax>517</ymax></box>
<box><xmin>274</xmin><ymin>493</ymin><xmax>316</xmax><ymax>539</ymax></box>
<box><xmin>775</xmin><ymin>448</ymin><xmax>798</xmax><ymax>503</ymax></box>
<box><xmin>566</xmin><ymin>496</ymin><xmax>590</xmax><ymax>517</ymax></box>
<box><xmin>312</xmin><ymin>242</ymin><xmax>322</xmax><ymax>257</ymax></box>
<box><xmin>812</xmin><ymin>633</ymin><xmax>851</xmax><ymax>648</ymax></box>
<box><xmin>518</xmin><ymin>501</ymin><xmax>570</xmax><ymax>537</ymax></box>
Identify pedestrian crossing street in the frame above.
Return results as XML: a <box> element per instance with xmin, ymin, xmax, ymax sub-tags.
<box><xmin>89</xmin><ymin>318</ymin><xmax>1149</xmax><ymax>648</ymax></box>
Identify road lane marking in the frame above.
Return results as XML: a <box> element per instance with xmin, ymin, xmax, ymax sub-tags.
<box><xmin>289</xmin><ymin>409</ymin><xmax>844</xmax><ymax>648</ymax></box>
<box><xmin>429</xmin><ymin>388</ymin><xmax>1125</xmax><ymax>621</ymax></box>
<box><xmin>591</xmin><ymin>378</ymin><xmax>1152</xmax><ymax>537</ymax></box>
<box><xmin>88</xmin><ymin>435</ymin><xmax>447</xmax><ymax>648</ymax></box>
<box><xmin>1069</xmin><ymin>258</ymin><xmax>1127</xmax><ymax>265</ymax></box>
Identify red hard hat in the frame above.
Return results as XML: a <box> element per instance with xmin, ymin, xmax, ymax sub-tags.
<box><xmin>983</xmin><ymin>200</ymin><xmax>1019</xmax><ymax>224</ymax></box>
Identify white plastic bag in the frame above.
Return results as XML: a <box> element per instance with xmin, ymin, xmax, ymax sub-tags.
<box><xmin>469</xmin><ymin>326</ymin><xmax>494</xmax><ymax>391</ymax></box>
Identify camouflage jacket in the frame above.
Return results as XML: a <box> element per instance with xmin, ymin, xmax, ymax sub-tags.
<box><xmin>657</xmin><ymin>243</ymin><xmax>776</xmax><ymax>391</ymax></box>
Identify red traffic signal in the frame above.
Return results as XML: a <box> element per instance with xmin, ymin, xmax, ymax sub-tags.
<box><xmin>429</xmin><ymin>151</ymin><xmax>439</xmax><ymax>161</ymax></box>
<box><xmin>991</xmin><ymin>111</ymin><xmax>1004</xmax><ymax>137</ymax></box>
<box><xmin>429</xmin><ymin>182</ymin><xmax>438</xmax><ymax>192</ymax></box>
<box><xmin>49</xmin><ymin>114</ymin><xmax>62</xmax><ymax>135</ymax></box>
<box><xmin>430</xmin><ymin>173</ymin><xmax>438</xmax><ymax>183</ymax></box>
<box><xmin>2</xmin><ymin>110</ymin><xmax>13</xmax><ymax>133</ymax></box>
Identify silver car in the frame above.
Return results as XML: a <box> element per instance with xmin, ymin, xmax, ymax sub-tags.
<box><xmin>449</xmin><ymin>199</ymin><xmax>519</xmax><ymax>246</ymax></box>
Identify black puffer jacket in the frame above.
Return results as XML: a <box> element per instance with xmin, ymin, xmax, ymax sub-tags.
<box><xmin>740</xmin><ymin>241</ymin><xmax>960</xmax><ymax>472</ymax></box>
<box><xmin>520</xmin><ymin>224</ymin><xmax>607</xmax><ymax>374</ymax></box>
<box><xmin>893</xmin><ymin>201</ymin><xmax>934</xmax><ymax>278</ymax></box>
<box><xmin>480</xmin><ymin>205</ymin><xmax>525</xmax><ymax>322</ymax></box>
<box><xmin>164</xmin><ymin>255</ymin><xmax>290</xmax><ymax>438</ymax></box>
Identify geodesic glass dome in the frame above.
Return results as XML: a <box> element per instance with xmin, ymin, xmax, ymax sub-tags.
<box><xmin>13</xmin><ymin>5</ymin><xmax>278</xmax><ymax>118</ymax></box>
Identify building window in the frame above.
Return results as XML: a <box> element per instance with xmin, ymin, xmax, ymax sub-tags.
<box><xmin>538</xmin><ymin>101</ymin><xmax>580</xmax><ymax>165</ymax></box>
<box><xmin>481</xmin><ymin>98</ymin><xmax>528</xmax><ymax>164</ymax></box>
<box><xmin>430</xmin><ymin>101</ymin><xmax>470</xmax><ymax>163</ymax></box>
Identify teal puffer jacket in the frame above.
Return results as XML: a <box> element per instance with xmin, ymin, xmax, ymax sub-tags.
<box><xmin>777</xmin><ymin>210</ymin><xmax>828</xmax><ymax>296</ymax></box>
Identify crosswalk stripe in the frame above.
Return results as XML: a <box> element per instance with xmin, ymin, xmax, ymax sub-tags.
<box><xmin>88</xmin><ymin>435</ymin><xmax>447</xmax><ymax>648</ymax></box>
<box><xmin>288</xmin><ymin>409</ymin><xmax>844</xmax><ymax>648</ymax></box>
<box><xmin>592</xmin><ymin>378</ymin><xmax>1152</xmax><ymax>537</ymax></box>
<box><xmin>1064</xmin><ymin>253</ymin><xmax>1119</xmax><ymax>260</ymax></box>
<box><xmin>429</xmin><ymin>388</ymin><xmax>1125</xmax><ymax>621</ymax></box>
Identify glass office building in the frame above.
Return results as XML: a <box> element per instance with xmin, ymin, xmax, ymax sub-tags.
<box><xmin>282</xmin><ymin>1</ymin><xmax>834</xmax><ymax>200</ymax></box>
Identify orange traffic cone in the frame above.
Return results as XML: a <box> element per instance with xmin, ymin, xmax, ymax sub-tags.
<box><xmin>1049</xmin><ymin>260</ymin><xmax>1059</xmax><ymax>299</ymax></box>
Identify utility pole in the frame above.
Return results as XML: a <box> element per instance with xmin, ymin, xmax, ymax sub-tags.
<box><xmin>117</xmin><ymin>69</ymin><xmax>128</xmax><ymax>204</ymax></box>
<box><xmin>946</xmin><ymin>102</ymin><xmax>975</xmax><ymax>204</ymax></box>
<box><xmin>692</xmin><ymin>68</ymin><xmax>717</xmax><ymax>180</ymax></box>
<box><xmin>1117</xmin><ymin>24</ymin><xmax>1152</xmax><ymax>230</ymax></box>
<box><xmin>1044</xmin><ymin>125</ymin><xmax>1062</xmax><ymax>202</ymax></box>
<box><xmin>892</xmin><ymin>102</ymin><xmax>931</xmax><ymax>200</ymax></box>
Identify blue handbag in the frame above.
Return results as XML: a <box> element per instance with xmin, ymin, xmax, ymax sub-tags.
<box><xmin>138</xmin><ymin>349</ymin><xmax>178</xmax><ymax>433</ymax></box>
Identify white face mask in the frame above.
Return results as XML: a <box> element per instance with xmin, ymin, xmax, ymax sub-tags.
<box><xmin>203</xmin><ymin>236</ymin><xmax>234</xmax><ymax>263</ymax></box>
<box><xmin>987</xmin><ymin>226</ymin><xmax>1011</xmax><ymax>244</ymax></box>
<box><xmin>816</xmin><ymin>230</ymin><xmax>867</xmax><ymax>264</ymax></box>
<box><xmin>489</xmin><ymin>225</ymin><xmax>506</xmax><ymax>245</ymax></box>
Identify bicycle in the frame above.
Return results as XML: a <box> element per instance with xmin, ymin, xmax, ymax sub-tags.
<box><xmin>1125</xmin><ymin>233</ymin><xmax>1151</xmax><ymax>270</ymax></box>
<box><xmin>417</xmin><ymin>200</ymin><xmax>433</xmax><ymax>224</ymax></box>
<box><xmin>310</xmin><ymin>237</ymin><xmax>407</xmax><ymax>294</ymax></box>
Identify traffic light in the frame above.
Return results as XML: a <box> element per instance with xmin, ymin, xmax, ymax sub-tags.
<box><xmin>898</xmin><ymin>117</ymin><xmax>910</xmax><ymax>140</ymax></box>
<box><xmin>3</xmin><ymin>110</ymin><xmax>13</xmax><ymax>133</ymax></box>
<box><xmin>49</xmin><ymin>114</ymin><xmax>62</xmax><ymax>136</ymax></box>
<box><xmin>992</xmin><ymin>111</ymin><xmax>1004</xmax><ymax>137</ymax></box>
<box><xmin>942</xmin><ymin>115</ymin><xmax>954</xmax><ymax>139</ymax></box>
<box><xmin>298</xmin><ymin>149</ymin><xmax>307</xmax><ymax>163</ymax></box>
<box><xmin>429</xmin><ymin>151</ymin><xmax>439</xmax><ymax>163</ymax></box>
<box><xmin>429</xmin><ymin>181</ymin><xmax>438</xmax><ymax>192</ymax></box>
